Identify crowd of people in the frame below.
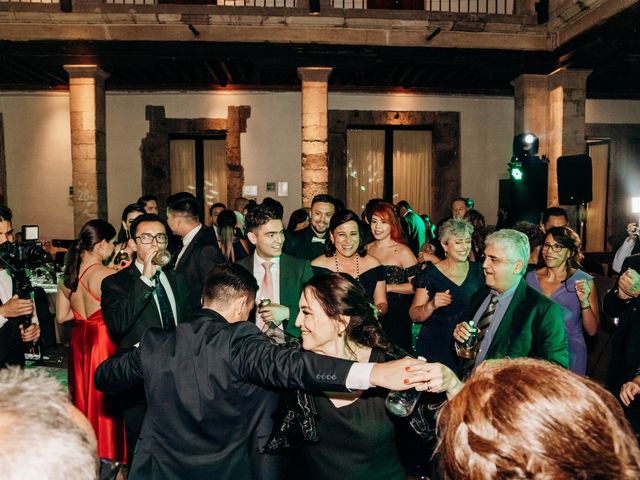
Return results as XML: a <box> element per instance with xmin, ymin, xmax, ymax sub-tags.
<box><xmin>0</xmin><ymin>192</ymin><xmax>640</xmax><ymax>479</ymax></box>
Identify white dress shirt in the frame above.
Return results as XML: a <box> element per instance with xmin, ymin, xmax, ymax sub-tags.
<box><xmin>174</xmin><ymin>224</ymin><xmax>203</xmax><ymax>269</ymax></box>
<box><xmin>136</xmin><ymin>262</ymin><xmax>178</xmax><ymax>327</ymax></box>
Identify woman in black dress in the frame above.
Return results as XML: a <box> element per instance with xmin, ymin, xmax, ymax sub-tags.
<box><xmin>366</xmin><ymin>201</ymin><xmax>418</xmax><ymax>353</ymax></box>
<box><xmin>295</xmin><ymin>273</ymin><xmax>404</xmax><ymax>480</ymax></box>
<box><xmin>409</xmin><ymin>218</ymin><xmax>484</xmax><ymax>375</ymax></box>
<box><xmin>311</xmin><ymin>209</ymin><xmax>388</xmax><ymax>317</ymax></box>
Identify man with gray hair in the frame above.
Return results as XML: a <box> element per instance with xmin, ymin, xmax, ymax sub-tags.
<box><xmin>0</xmin><ymin>367</ymin><xmax>98</xmax><ymax>480</ymax></box>
<box><xmin>453</xmin><ymin>229</ymin><xmax>568</xmax><ymax>373</ymax></box>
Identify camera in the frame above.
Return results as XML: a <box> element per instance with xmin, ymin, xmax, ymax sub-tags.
<box><xmin>0</xmin><ymin>225</ymin><xmax>53</xmax><ymax>330</ymax></box>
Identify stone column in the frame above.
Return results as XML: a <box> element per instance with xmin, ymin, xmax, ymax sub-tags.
<box><xmin>512</xmin><ymin>68</ymin><xmax>590</xmax><ymax>205</ymax></box>
<box><xmin>547</xmin><ymin>68</ymin><xmax>591</xmax><ymax>206</ymax></box>
<box><xmin>64</xmin><ymin>65</ymin><xmax>109</xmax><ymax>233</ymax></box>
<box><xmin>298</xmin><ymin>67</ymin><xmax>332</xmax><ymax>207</ymax></box>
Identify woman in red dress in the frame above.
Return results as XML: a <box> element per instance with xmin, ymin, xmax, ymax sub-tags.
<box><xmin>56</xmin><ymin>219</ymin><xmax>127</xmax><ymax>463</ymax></box>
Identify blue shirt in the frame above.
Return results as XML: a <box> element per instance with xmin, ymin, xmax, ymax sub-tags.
<box><xmin>474</xmin><ymin>281</ymin><xmax>520</xmax><ymax>365</ymax></box>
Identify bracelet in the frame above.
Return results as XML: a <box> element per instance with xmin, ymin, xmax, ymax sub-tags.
<box><xmin>581</xmin><ymin>304</ymin><xmax>591</xmax><ymax>310</ymax></box>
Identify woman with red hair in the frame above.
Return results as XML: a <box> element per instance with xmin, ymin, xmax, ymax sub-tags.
<box><xmin>367</xmin><ymin>202</ymin><xmax>418</xmax><ymax>354</ymax></box>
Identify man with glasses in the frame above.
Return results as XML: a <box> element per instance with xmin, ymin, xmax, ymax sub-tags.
<box><xmin>453</xmin><ymin>229</ymin><xmax>568</xmax><ymax>374</ymax></box>
<box><xmin>101</xmin><ymin>213</ymin><xmax>191</xmax><ymax>464</ymax></box>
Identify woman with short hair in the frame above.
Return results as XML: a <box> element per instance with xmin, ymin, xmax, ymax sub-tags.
<box><xmin>409</xmin><ymin>218</ymin><xmax>484</xmax><ymax>373</ymax></box>
<box><xmin>525</xmin><ymin>226</ymin><xmax>599</xmax><ymax>374</ymax></box>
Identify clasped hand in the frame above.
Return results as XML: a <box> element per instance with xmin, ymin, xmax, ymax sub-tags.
<box><xmin>370</xmin><ymin>357</ymin><xmax>460</xmax><ymax>394</ymax></box>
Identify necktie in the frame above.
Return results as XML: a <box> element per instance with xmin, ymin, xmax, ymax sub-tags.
<box><xmin>154</xmin><ymin>271</ymin><xmax>175</xmax><ymax>330</ymax></box>
<box><xmin>260</xmin><ymin>262</ymin><xmax>284</xmax><ymax>344</ymax></box>
<box><xmin>462</xmin><ymin>293</ymin><xmax>499</xmax><ymax>375</ymax></box>
<box><xmin>476</xmin><ymin>293</ymin><xmax>500</xmax><ymax>345</ymax></box>
<box><xmin>261</xmin><ymin>261</ymin><xmax>274</xmax><ymax>301</ymax></box>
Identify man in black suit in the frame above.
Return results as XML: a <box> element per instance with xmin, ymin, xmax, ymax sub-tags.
<box><xmin>604</xmin><ymin>253</ymin><xmax>640</xmax><ymax>432</ymax></box>
<box><xmin>101</xmin><ymin>213</ymin><xmax>191</xmax><ymax>463</ymax></box>
<box><xmin>0</xmin><ymin>205</ymin><xmax>41</xmax><ymax>368</ymax></box>
<box><xmin>95</xmin><ymin>264</ymin><xmax>435</xmax><ymax>480</ymax></box>
<box><xmin>167</xmin><ymin>192</ymin><xmax>226</xmax><ymax>310</ymax></box>
<box><xmin>283</xmin><ymin>194</ymin><xmax>336</xmax><ymax>261</ymax></box>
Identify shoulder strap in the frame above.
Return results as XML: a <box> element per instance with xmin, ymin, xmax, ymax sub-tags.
<box><xmin>78</xmin><ymin>263</ymin><xmax>103</xmax><ymax>303</ymax></box>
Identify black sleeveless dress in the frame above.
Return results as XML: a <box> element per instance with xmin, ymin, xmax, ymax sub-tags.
<box><xmin>301</xmin><ymin>348</ymin><xmax>405</xmax><ymax>480</ymax></box>
<box><xmin>379</xmin><ymin>264</ymin><xmax>418</xmax><ymax>354</ymax></box>
<box><xmin>311</xmin><ymin>265</ymin><xmax>385</xmax><ymax>302</ymax></box>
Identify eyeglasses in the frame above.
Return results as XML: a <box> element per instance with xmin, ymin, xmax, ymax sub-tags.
<box><xmin>135</xmin><ymin>233</ymin><xmax>168</xmax><ymax>244</ymax></box>
<box><xmin>542</xmin><ymin>242</ymin><xmax>564</xmax><ymax>253</ymax></box>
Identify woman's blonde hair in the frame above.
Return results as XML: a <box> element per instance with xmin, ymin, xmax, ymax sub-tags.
<box><xmin>436</xmin><ymin>358</ymin><xmax>640</xmax><ymax>479</ymax></box>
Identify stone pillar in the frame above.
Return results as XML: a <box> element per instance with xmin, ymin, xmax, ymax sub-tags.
<box><xmin>64</xmin><ymin>65</ymin><xmax>109</xmax><ymax>233</ymax></box>
<box><xmin>512</xmin><ymin>68</ymin><xmax>590</xmax><ymax>205</ymax></box>
<box><xmin>298</xmin><ymin>67</ymin><xmax>332</xmax><ymax>207</ymax></box>
<box><xmin>226</xmin><ymin>105</ymin><xmax>251</xmax><ymax>209</ymax></box>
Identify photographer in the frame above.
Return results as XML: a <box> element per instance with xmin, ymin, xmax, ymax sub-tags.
<box><xmin>0</xmin><ymin>206</ymin><xmax>40</xmax><ymax>368</ymax></box>
<box><xmin>613</xmin><ymin>222</ymin><xmax>640</xmax><ymax>274</ymax></box>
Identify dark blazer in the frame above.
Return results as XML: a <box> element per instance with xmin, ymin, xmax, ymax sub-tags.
<box><xmin>174</xmin><ymin>226</ymin><xmax>226</xmax><ymax>310</ymax></box>
<box><xmin>400</xmin><ymin>210</ymin><xmax>426</xmax><ymax>257</ymax></box>
<box><xmin>237</xmin><ymin>253</ymin><xmax>313</xmax><ymax>337</ymax></box>
<box><xmin>282</xmin><ymin>226</ymin><xmax>326</xmax><ymax>261</ymax></box>
<box><xmin>101</xmin><ymin>264</ymin><xmax>192</xmax><ymax>349</ymax></box>
<box><xmin>95</xmin><ymin>309</ymin><xmax>353</xmax><ymax>480</ymax></box>
<box><xmin>101</xmin><ymin>263</ymin><xmax>192</xmax><ymax>466</ymax></box>
<box><xmin>467</xmin><ymin>278</ymin><xmax>569</xmax><ymax>368</ymax></box>
<box><xmin>604</xmin><ymin>254</ymin><xmax>640</xmax><ymax>392</ymax></box>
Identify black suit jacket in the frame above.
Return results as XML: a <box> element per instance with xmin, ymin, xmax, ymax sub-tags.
<box><xmin>95</xmin><ymin>309</ymin><xmax>353</xmax><ymax>480</ymax></box>
<box><xmin>174</xmin><ymin>226</ymin><xmax>226</xmax><ymax>310</ymax></box>
<box><xmin>282</xmin><ymin>226</ymin><xmax>326</xmax><ymax>261</ymax></box>
<box><xmin>101</xmin><ymin>264</ymin><xmax>192</xmax><ymax>349</ymax></box>
<box><xmin>604</xmin><ymin>253</ymin><xmax>640</xmax><ymax>392</ymax></box>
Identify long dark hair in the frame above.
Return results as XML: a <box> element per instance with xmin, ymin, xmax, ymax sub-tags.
<box><xmin>324</xmin><ymin>209</ymin><xmax>367</xmax><ymax>257</ymax></box>
<box><xmin>64</xmin><ymin>219</ymin><xmax>116</xmax><ymax>292</ymax></box>
<box><xmin>217</xmin><ymin>209</ymin><xmax>239</xmax><ymax>262</ymax></box>
<box><xmin>303</xmin><ymin>273</ymin><xmax>388</xmax><ymax>354</ymax></box>
<box><xmin>116</xmin><ymin>203</ymin><xmax>145</xmax><ymax>243</ymax></box>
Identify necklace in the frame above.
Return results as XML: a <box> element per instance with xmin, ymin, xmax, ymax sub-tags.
<box><xmin>334</xmin><ymin>252</ymin><xmax>360</xmax><ymax>280</ymax></box>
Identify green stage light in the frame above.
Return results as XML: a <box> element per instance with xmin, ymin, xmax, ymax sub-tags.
<box><xmin>510</xmin><ymin>165</ymin><xmax>523</xmax><ymax>180</ymax></box>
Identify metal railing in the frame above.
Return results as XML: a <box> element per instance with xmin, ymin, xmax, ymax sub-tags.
<box><xmin>1</xmin><ymin>0</ymin><xmax>514</xmax><ymax>13</ymax></box>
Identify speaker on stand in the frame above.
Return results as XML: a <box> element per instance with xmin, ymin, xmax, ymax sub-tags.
<box><xmin>557</xmin><ymin>154</ymin><xmax>592</xmax><ymax>244</ymax></box>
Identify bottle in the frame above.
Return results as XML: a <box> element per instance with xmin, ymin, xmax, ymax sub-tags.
<box><xmin>456</xmin><ymin>320</ymin><xmax>478</xmax><ymax>359</ymax></box>
<box><xmin>152</xmin><ymin>248</ymin><xmax>172</xmax><ymax>267</ymax></box>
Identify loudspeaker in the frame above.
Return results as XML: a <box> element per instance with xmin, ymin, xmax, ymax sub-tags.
<box><xmin>507</xmin><ymin>159</ymin><xmax>548</xmax><ymax>224</ymax></box>
<box><xmin>557</xmin><ymin>154</ymin><xmax>592</xmax><ymax>204</ymax></box>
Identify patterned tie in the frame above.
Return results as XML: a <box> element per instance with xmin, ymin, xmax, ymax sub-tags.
<box><xmin>463</xmin><ymin>293</ymin><xmax>499</xmax><ymax>375</ymax></box>
<box><xmin>260</xmin><ymin>262</ymin><xmax>284</xmax><ymax>344</ymax></box>
<box><xmin>154</xmin><ymin>271</ymin><xmax>175</xmax><ymax>330</ymax></box>
<box><xmin>476</xmin><ymin>293</ymin><xmax>500</xmax><ymax>346</ymax></box>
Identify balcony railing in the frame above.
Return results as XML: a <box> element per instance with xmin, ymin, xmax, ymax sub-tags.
<box><xmin>0</xmin><ymin>0</ymin><xmax>515</xmax><ymax>14</ymax></box>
